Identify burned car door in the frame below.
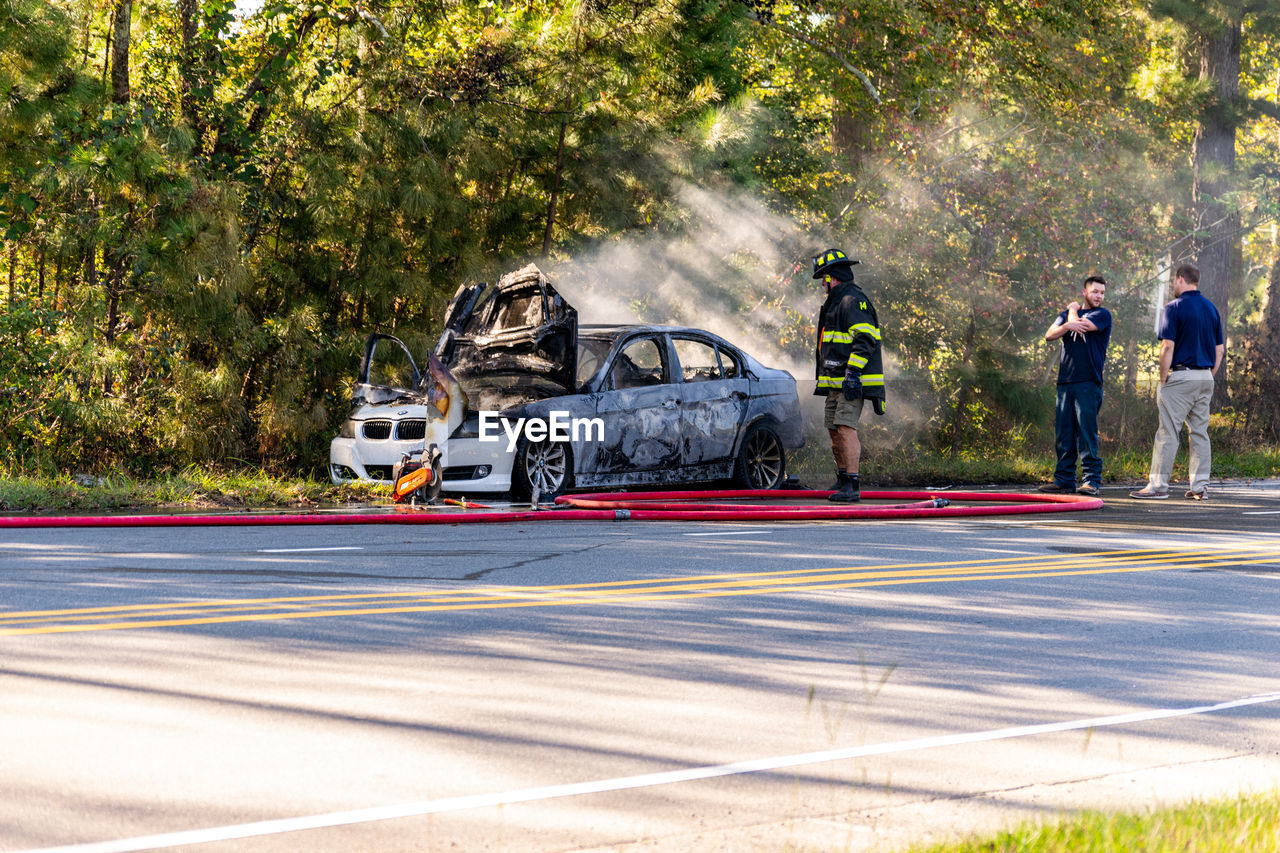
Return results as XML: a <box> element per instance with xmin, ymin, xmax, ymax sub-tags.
<box><xmin>671</xmin><ymin>336</ymin><xmax>750</xmax><ymax>466</ymax></box>
<box><xmin>584</xmin><ymin>334</ymin><xmax>683</xmax><ymax>478</ymax></box>
<box><xmin>354</xmin><ymin>334</ymin><xmax>421</xmax><ymax>406</ymax></box>
<box><xmin>351</xmin><ymin>333</ymin><xmax>462</xmax><ymax>426</ymax></box>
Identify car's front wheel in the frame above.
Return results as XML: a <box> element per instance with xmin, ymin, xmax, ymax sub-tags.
<box><xmin>512</xmin><ymin>438</ymin><xmax>573</xmax><ymax>501</ymax></box>
<box><xmin>732</xmin><ymin>423</ymin><xmax>785</xmax><ymax>490</ymax></box>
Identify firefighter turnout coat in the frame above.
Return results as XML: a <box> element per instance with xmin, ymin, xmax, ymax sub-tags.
<box><xmin>814</xmin><ymin>280</ymin><xmax>886</xmax><ymax>402</ymax></box>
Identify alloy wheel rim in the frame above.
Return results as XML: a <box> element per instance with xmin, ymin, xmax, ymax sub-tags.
<box><xmin>746</xmin><ymin>432</ymin><xmax>782</xmax><ymax>488</ymax></box>
<box><xmin>528</xmin><ymin>443</ymin><xmax>567</xmax><ymax>493</ymax></box>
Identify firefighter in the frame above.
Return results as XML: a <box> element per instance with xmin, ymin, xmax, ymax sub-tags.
<box><xmin>812</xmin><ymin>248</ymin><xmax>885</xmax><ymax>502</ymax></box>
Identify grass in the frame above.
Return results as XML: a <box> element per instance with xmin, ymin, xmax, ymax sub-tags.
<box><xmin>908</xmin><ymin>790</ymin><xmax>1280</xmax><ymax>853</ymax></box>
<box><xmin>0</xmin><ymin>467</ymin><xmax>387</xmax><ymax>512</ymax></box>
<box><xmin>787</xmin><ymin>434</ymin><xmax>1280</xmax><ymax>489</ymax></box>
<box><xmin>1</xmin><ymin>439</ymin><xmax>1277</xmax><ymax>512</ymax></box>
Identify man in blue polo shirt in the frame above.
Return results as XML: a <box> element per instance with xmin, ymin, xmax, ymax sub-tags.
<box><xmin>1040</xmin><ymin>276</ymin><xmax>1112</xmax><ymax>496</ymax></box>
<box><xmin>1131</xmin><ymin>263</ymin><xmax>1224</xmax><ymax>500</ymax></box>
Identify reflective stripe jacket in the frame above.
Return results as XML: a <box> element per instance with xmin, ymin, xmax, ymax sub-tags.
<box><xmin>814</xmin><ymin>281</ymin><xmax>885</xmax><ymax>400</ymax></box>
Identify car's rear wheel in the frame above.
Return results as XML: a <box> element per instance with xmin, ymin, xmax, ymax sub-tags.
<box><xmin>733</xmin><ymin>423</ymin><xmax>785</xmax><ymax>490</ymax></box>
<box><xmin>512</xmin><ymin>438</ymin><xmax>573</xmax><ymax>501</ymax></box>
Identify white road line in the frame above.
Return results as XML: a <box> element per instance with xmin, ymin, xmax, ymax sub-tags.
<box><xmin>255</xmin><ymin>546</ymin><xmax>364</xmax><ymax>553</ymax></box>
<box><xmin>683</xmin><ymin>530</ymin><xmax>770</xmax><ymax>537</ymax></box>
<box><xmin>1243</xmin><ymin>510</ymin><xmax>1280</xmax><ymax>515</ymax></box>
<box><xmin>974</xmin><ymin>518</ymin><xmax>1078</xmax><ymax>526</ymax></box>
<box><xmin>24</xmin><ymin>690</ymin><xmax>1280</xmax><ymax>853</ymax></box>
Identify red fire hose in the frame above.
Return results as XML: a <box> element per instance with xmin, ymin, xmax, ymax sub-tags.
<box><xmin>557</xmin><ymin>489</ymin><xmax>1101</xmax><ymax>520</ymax></box>
<box><xmin>0</xmin><ymin>489</ymin><xmax>1100</xmax><ymax>528</ymax></box>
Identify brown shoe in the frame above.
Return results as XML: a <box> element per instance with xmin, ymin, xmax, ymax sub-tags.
<box><xmin>1129</xmin><ymin>488</ymin><xmax>1169</xmax><ymax>500</ymax></box>
<box><xmin>1076</xmin><ymin>484</ymin><xmax>1100</xmax><ymax>497</ymax></box>
<box><xmin>1037</xmin><ymin>483</ymin><xmax>1072</xmax><ymax>493</ymax></box>
<box><xmin>1184</xmin><ymin>490</ymin><xmax>1208</xmax><ymax>501</ymax></box>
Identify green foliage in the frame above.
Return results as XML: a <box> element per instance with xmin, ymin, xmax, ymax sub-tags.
<box><xmin>0</xmin><ymin>464</ymin><xmax>386</xmax><ymax>511</ymax></box>
<box><xmin>0</xmin><ymin>303</ymin><xmax>65</xmax><ymax>466</ymax></box>
<box><xmin>2</xmin><ymin>0</ymin><xmax>1280</xmax><ymax>476</ymax></box>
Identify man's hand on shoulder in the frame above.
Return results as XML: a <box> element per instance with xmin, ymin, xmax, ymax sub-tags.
<box><xmin>1060</xmin><ymin>319</ymin><xmax>1090</xmax><ymax>340</ymax></box>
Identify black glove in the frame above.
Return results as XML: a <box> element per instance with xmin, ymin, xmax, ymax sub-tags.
<box><xmin>873</xmin><ymin>398</ymin><xmax>886</xmax><ymax>416</ymax></box>
<box><xmin>842</xmin><ymin>370</ymin><xmax>862</xmax><ymax>401</ymax></box>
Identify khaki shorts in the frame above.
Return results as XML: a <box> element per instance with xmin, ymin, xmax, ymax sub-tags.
<box><xmin>824</xmin><ymin>392</ymin><xmax>864</xmax><ymax>430</ymax></box>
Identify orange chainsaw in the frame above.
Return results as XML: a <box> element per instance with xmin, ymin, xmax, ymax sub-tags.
<box><xmin>391</xmin><ymin>444</ymin><xmax>443</xmax><ymax>504</ymax></box>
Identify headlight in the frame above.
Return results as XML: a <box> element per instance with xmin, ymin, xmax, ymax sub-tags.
<box><xmin>339</xmin><ymin>419</ymin><xmax>358</xmax><ymax>439</ymax></box>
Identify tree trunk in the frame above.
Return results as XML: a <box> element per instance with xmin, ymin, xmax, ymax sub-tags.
<box><xmin>84</xmin><ymin>246</ymin><xmax>97</xmax><ymax>331</ymax></box>
<box><xmin>103</xmin><ymin>253</ymin><xmax>126</xmax><ymax>395</ymax></box>
<box><xmin>832</xmin><ymin>110</ymin><xmax>865</xmax><ymax>170</ymax></box>
<box><xmin>1267</xmin><ymin>71</ymin><xmax>1280</xmax><ymax>353</ymax></box>
<box><xmin>53</xmin><ymin>253</ymin><xmax>62</xmax><ymax>310</ymax></box>
<box><xmin>946</xmin><ymin>218</ymin><xmax>998</xmax><ymax>453</ymax></box>
<box><xmin>1264</xmin><ymin>252</ymin><xmax>1280</xmax><ymax>353</ymax></box>
<box><xmin>948</xmin><ymin>313</ymin><xmax>977</xmax><ymax>455</ymax></box>
<box><xmin>1190</xmin><ymin>16</ymin><xmax>1240</xmax><ymax>407</ymax></box>
<box><xmin>110</xmin><ymin>1</ymin><xmax>132</xmax><ymax>104</ymax></box>
<box><xmin>176</xmin><ymin>0</ymin><xmax>201</xmax><ymax>149</ymax></box>
<box><xmin>1118</xmin><ymin>332</ymin><xmax>1139</xmax><ymax>446</ymax></box>
<box><xmin>831</xmin><ymin>10</ymin><xmax>868</xmax><ymax>184</ymax></box>
<box><xmin>542</xmin><ymin>97</ymin><xmax>572</xmax><ymax>259</ymax></box>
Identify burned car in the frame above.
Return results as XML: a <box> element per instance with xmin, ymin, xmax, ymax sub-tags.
<box><xmin>329</xmin><ymin>264</ymin><xmax>804</xmax><ymax>499</ymax></box>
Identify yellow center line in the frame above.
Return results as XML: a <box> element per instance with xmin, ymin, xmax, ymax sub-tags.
<box><xmin>4</xmin><ymin>543</ymin><xmax>1277</xmax><ymax>626</ymax></box>
<box><xmin>3</xmin><ymin>544</ymin><xmax>1277</xmax><ymax>637</ymax></box>
<box><xmin>4</xmin><ymin>554</ymin><xmax>1279</xmax><ymax>638</ymax></box>
<box><xmin>10</xmin><ymin>541</ymin><xmax>1279</xmax><ymax>621</ymax></box>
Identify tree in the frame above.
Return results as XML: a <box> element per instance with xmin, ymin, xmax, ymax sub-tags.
<box><xmin>741</xmin><ymin>0</ymin><xmax>1156</xmax><ymax>447</ymax></box>
<box><xmin>1151</xmin><ymin>0</ymin><xmax>1280</xmax><ymax>403</ymax></box>
<box><xmin>5</xmin><ymin>0</ymin><xmax>1280</xmax><ymax>475</ymax></box>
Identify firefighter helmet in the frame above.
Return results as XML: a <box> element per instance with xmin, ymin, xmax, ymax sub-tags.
<box><xmin>811</xmin><ymin>248</ymin><xmax>860</xmax><ymax>279</ymax></box>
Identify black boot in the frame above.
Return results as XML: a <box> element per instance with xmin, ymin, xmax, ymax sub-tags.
<box><xmin>828</xmin><ymin>472</ymin><xmax>861</xmax><ymax>503</ymax></box>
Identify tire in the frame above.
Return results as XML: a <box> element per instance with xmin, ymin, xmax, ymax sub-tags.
<box><xmin>732</xmin><ymin>423</ymin><xmax>785</xmax><ymax>490</ymax></box>
<box><xmin>511</xmin><ymin>438</ymin><xmax>573</xmax><ymax>501</ymax></box>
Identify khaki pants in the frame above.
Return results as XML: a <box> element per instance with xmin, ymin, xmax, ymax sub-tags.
<box><xmin>1147</xmin><ymin>370</ymin><xmax>1214</xmax><ymax>493</ymax></box>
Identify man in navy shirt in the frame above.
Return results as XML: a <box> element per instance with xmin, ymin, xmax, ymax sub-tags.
<box><xmin>1040</xmin><ymin>276</ymin><xmax>1112</xmax><ymax>496</ymax></box>
<box><xmin>1131</xmin><ymin>263</ymin><xmax>1224</xmax><ymax>500</ymax></box>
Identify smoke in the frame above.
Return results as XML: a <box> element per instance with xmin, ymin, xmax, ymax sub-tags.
<box><xmin>548</xmin><ymin>180</ymin><xmax>824</xmax><ymax>379</ymax></box>
<box><xmin>544</xmin><ymin>182</ymin><xmax>938</xmax><ymax>475</ymax></box>
<box><xmin>537</xmin><ymin>94</ymin><xmax>1194</xmax><ymax>474</ymax></box>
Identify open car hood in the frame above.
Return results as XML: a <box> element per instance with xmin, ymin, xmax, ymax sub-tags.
<box><xmin>434</xmin><ymin>264</ymin><xmax>578</xmax><ymax>395</ymax></box>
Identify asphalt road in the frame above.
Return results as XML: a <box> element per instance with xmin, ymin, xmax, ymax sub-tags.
<box><xmin>2</xmin><ymin>483</ymin><xmax>1279</xmax><ymax>852</ymax></box>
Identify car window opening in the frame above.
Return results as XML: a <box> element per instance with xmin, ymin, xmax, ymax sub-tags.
<box><xmin>674</xmin><ymin>338</ymin><xmax>723</xmax><ymax>383</ymax></box>
<box><xmin>611</xmin><ymin>338</ymin><xmax>665</xmax><ymax>390</ymax></box>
